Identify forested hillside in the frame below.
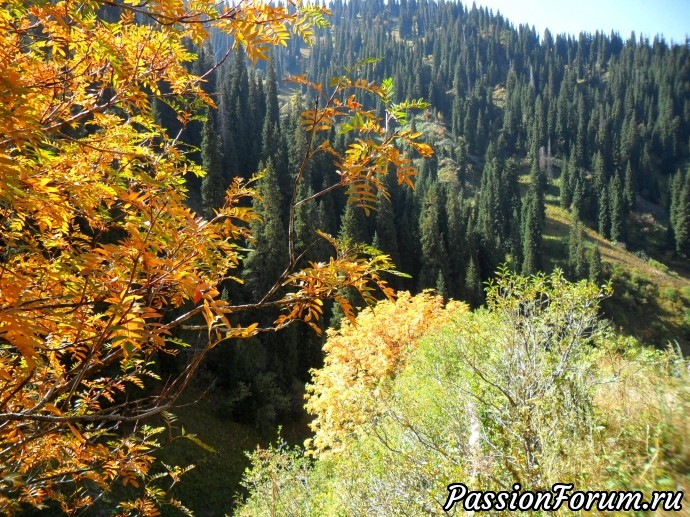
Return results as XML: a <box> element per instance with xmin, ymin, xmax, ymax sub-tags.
<box><xmin>169</xmin><ymin>0</ymin><xmax>690</xmax><ymax>347</ymax></box>
<box><xmin>2</xmin><ymin>0</ymin><xmax>689</xmax><ymax>514</ymax></box>
<box><xmin>153</xmin><ymin>1</ymin><xmax>690</xmax><ymax>512</ymax></box>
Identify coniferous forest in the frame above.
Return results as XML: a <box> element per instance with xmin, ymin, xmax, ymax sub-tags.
<box><xmin>1</xmin><ymin>1</ymin><xmax>689</xmax><ymax>515</ymax></box>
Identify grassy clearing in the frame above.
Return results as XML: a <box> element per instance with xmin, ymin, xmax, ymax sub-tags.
<box><xmin>544</xmin><ymin>201</ymin><xmax>690</xmax><ymax>351</ymax></box>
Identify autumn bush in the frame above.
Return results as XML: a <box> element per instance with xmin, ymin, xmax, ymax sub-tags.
<box><xmin>305</xmin><ymin>290</ymin><xmax>466</xmax><ymax>454</ymax></box>
<box><xmin>236</xmin><ymin>270</ymin><xmax>690</xmax><ymax>516</ymax></box>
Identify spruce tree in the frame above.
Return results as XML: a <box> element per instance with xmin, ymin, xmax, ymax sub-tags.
<box><xmin>571</xmin><ymin>177</ymin><xmax>585</xmax><ymax>217</ymax></box>
<box><xmin>445</xmin><ymin>191</ymin><xmax>467</xmax><ymax>298</ymax></box>
<box><xmin>671</xmin><ymin>169</ymin><xmax>690</xmax><ymax>256</ymax></box>
<box><xmin>244</xmin><ymin>160</ymin><xmax>288</xmax><ymax>299</ymax></box>
<box><xmin>338</xmin><ymin>203</ymin><xmax>368</xmax><ymax>244</ymax></box>
<box><xmin>418</xmin><ymin>185</ymin><xmax>449</xmax><ymax>290</ymax></box>
<box><xmin>375</xmin><ymin>191</ymin><xmax>401</xmax><ymax>267</ymax></box>
<box><xmin>200</xmin><ymin>110</ymin><xmax>225</xmax><ymax>219</ymax></box>
<box><xmin>624</xmin><ymin>161</ymin><xmax>635</xmax><ymax>212</ymax></box>
<box><xmin>598</xmin><ymin>184</ymin><xmax>610</xmax><ymax>239</ymax></box>
<box><xmin>560</xmin><ymin>152</ymin><xmax>573</xmax><ymax>210</ymax></box>
<box><xmin>588</xmin><ymin>245</ymin><xmax>603</xmax><ymax>284</ymax></box>
<box><xmin>609</xmin><ymin>173</ymin><xmax>626</xmax><ymax>243</ymax></box>
<box><xmin>476</xmin><ymin>148</ymin><xmax>503</xmax><ymax>254</ymax></box>
<box><xmin>521</xmin><ymin>161</ymin><xmax>545</xmax><ymax>275</ymax></box>
<box><xmin>529</xmin><ymin>158</ymin><xmax>546</xmax><ymax>225</ymax></box>
<box><xmin>294</xmin><ymin>180</ymin><xmax>322</xmax><ymax>262</ymax></box>
<box><xmin>521</xmin><ymin>193</ymin><xmax>541</xmax><ymax>276</ymax></box>
<box><xmin>568</xmin><ymin>212</ymin><xmax>587</xmax><ymax>279</ymax></box>
<box><xmin>464</xmin><ymin>253</ymin><xmax>483</xmax><ymax>307</ymax></box>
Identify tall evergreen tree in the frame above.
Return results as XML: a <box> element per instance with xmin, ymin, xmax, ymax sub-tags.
<box><xmin>568</xmin><ymin>212</ymin><xmax>587</xmax><ymax>279</ymax></box>
<box><xmin>521</xmin><ymin>191</ymin><xmax>542</xmax><ymax>276</ymax></box>
<box><xmin>200</xmin><ymin>110</ymin><xmax>225</xmax><ymax>219</ymax></box>
<box><xmin>464</xmin><ymin>253</ymin><xmax>483</xmax><ymax>307</ymax></box>
<box><xmin>476</xmin><ymin>147</ymin><xmax>503</xmax><ymax>254</ymax></box>
<box><xmin>623</xmin><ymin>161</ymin><xmax>635</xmax><ymax>212</ymax></box>
<box><xmin>598</xmin><ymin>183</ymin><xmax>610</xmax><ymax>240</ymax></box>
<box><xmin>521</xmin><ymin>160</ymin><xmax>545</xmax><ymax>275</ymax></box>
<box><xmin>560</xmin><ymin>152</ymin><xmax>574</xmax><ymax>210</ymax></box>
<box><xmin>670</xmin><ymin>169</ymin><xmax>690</xmax><ymax>256</ymax></box>
<box><xmin>375</xmin><ymin>191</ymin><xmax>401</xmax><ymax>267</ymax></box>
<box><xmin>444</xmin><ymin>190</ymin><xmax>467</xmax><ymax>298</ymax></box>
<box><xmin>244</xmin><ymin>160</ymin><xmax>288</xmax><ymax>299</ymax></box>
<box><xmin>418</xmin><ymin>185</ymin><xmax>448</xmax><ymax>290</ymax></box>
<box><xmin>588</xmin><ymin>245</ymin><xmax>603</xmax><ymax>284</ymax></box>
<box><xmin>338</xmin><ymin>203</ymin><xmax>368</xmax><ymax>244</ymax></box>
<box><xmin>609</xmin><ymin>173</ymin><xmax>626</xmax><ymax>243</ymax></box>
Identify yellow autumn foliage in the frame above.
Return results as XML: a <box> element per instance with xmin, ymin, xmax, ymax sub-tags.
<box><xmin>305</xmin><ymin>291</ymin><xmax>467</xmax><ymax>454</ymax></box>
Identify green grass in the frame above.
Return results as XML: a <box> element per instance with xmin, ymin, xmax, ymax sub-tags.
<box><xmin>543</xmin><ymin>202</ymin><xmax>690</xmax><ymax>352</ymax></box>
<box><xmin>155</xmin><ymin>387</ymin><xmax>311</xmax><ymax>516</ymax></box>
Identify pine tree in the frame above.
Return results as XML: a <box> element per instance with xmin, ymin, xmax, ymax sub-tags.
<box><xmin>200</xmin><ymin>110</ymin><xmax>225</xmax><ymax>219</ymax></box>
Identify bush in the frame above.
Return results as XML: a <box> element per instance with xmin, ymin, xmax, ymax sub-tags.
<box><xmin>235</xmin><ymin>272</ymin><xmax>690</xmax><ymax>516</ymax></box>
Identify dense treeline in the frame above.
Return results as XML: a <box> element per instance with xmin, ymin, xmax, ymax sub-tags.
<box><xmin>151</xmin><ymin>0</ymin><xmax>690</xmax><ymax>430</ymax></box>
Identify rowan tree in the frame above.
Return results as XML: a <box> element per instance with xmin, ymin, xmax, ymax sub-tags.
<box><xmin>0</xmin><ymin>1</ymin><xmax>432</xmax><ymax>513</ymax></box>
